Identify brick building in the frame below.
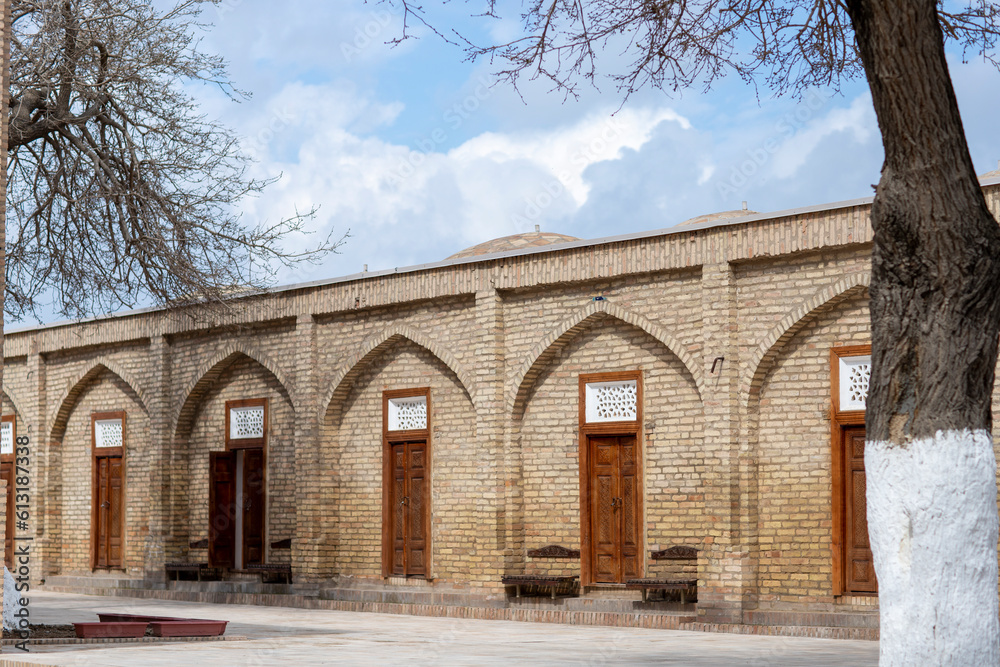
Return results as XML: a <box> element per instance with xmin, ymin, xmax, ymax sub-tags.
<box><xmin>2</xmin><ymin>174</ymin><xmax>999</xmax><ymax>636</ymax></box>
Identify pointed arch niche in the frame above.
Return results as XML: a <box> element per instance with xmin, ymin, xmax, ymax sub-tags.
<box><xmin>48</xmin><ymin>363</ymin><xmax>149</xmax><ymax>576</ymax></box>
<box><xmin>747</xmin><ymin>281</ymin><xmax>871</xmax><ymax>606</ymax></box>
<box><xmin>321</xmin><ymin>332</ymin><xmax>475</xmax><ymax>583</ymax></box>
<box><xmin>508</xmin><ymin>309</ymin><xmax>704</xmax><ymax>580</ymax></box>
<box><xmin>172</xmin><ymin>351</ymin><xmax>295</xmax><ymax>568</ymax></box>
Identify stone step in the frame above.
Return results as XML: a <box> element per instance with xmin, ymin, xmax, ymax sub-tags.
<box><xmin>743</xmin><ymin>609</ymin><xmax>879</xmax><ymax>629</ymax></box>
<box><xmin>683</xmin><ymin>621</ymin><xmax>878</xmax><ymax>641</ymax></box>
<box><xmin>43</xmin><ymin>574</ymin><xmax>147</xmax><ymax>591</ymax></box>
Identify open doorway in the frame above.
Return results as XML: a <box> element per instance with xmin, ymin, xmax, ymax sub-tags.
<box><xmin>209</xmin><ymin>399</ymin><xmax>267</xmax><ymax>569</ymax></box>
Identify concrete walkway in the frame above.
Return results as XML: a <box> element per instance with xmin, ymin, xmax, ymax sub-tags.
<box><xmin>1</xmin><ymin>591</ymin><xmax>879</xmax><ymax>666</ymax></box>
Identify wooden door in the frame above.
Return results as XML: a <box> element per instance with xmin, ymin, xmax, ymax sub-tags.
<box><xmin>94</xmin><ymin>456</ymin><xmax>123</xmax><ymax>568</ymax></box>
<box><xmin>209</xmin><ymin>451</ymin><xmax>236</xmax><ymax>568</ymax></box>
<box><xmin>242</xmin><ymin>448</ymin><xmax>266</xmax><ymax>566</ymax></box>
<box><xmin>1</xmin><ymin>462</ymin><xmax>13</xmax><ymax>568</ymax></box>
<box><xmin>589</xmin><ymin>435</ymin><xmax>640</xmax><ymax>583</ymax></box>
<box><xmin>843</xmin><ymin>426</ymin><xmax>876</xmax><ymax>593</ymax></box>
<box><xmin>390</xmin><ymin>440</ymin><xmax>428</xmax><ymax>577</ymax></box>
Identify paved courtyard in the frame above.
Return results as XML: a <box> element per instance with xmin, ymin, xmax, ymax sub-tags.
<box><xmin>0</xmin><ymin>591</ymin><xmax>879</xmax><ymax>666</ymax></box>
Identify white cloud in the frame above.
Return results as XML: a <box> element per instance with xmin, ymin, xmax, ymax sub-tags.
<box><xmin>770</xmin><ymin>93</ymin><xmax>876</xmax><ymax>179</ymax></box>
<box><xmin>236</xmin><ymin>84</ymin><xmax>688</xmax><ymax>284</ymax></box>
<box><xmin>449</xmin><ymin>108</ymin><xmax>689</xmax><ymax>204</ymax></box>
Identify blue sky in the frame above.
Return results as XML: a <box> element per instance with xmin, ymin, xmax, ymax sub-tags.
<box><xmin>79</xmin><ymin>2</ymin><xmax>1000</xmax><ymax>300</ymax></box>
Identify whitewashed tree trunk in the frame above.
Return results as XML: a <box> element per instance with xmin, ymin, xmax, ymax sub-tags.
<box><xmin>844</xmin><ymin>1</ymin><xmax>1000</xmax><ymax>664</ymax></box>
<box><xmin>867</xmin><ymin>431</ymin><xmax>999</xmax><ymax>664</ymax></box>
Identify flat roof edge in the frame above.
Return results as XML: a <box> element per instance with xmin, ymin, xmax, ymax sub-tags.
<box><xmin>9</xmin><ymin>178</ymin><xmax>1000</xmax><ymax>335</ymax></box>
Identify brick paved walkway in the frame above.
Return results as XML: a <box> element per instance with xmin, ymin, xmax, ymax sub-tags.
<box><xmin>0</xmin><ymin>591</ymin><xmax>879</xmax><ymax>666</ymax></box>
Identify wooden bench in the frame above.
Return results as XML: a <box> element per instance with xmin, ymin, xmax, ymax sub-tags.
<box><xmin>527</xmin><ymin>545</ymin><xmax>580</xmax><ymax>559</ymax></box>
<box><xmin>651</xmin><ymin>545</ymin><xmax>698</xmax><ymax>561</ymax></box>
<box><xmin>501</xmin><ymin>574</ymin><xmax>579</xmax><ymax>599</ymax></box>
<box><xmin>246</xmin><ymin>563</ymin><xmax>292</xmax><ymax>584</ymax></box>
<box><xmin>625</xmin><ymin>578</ymin><xmax>698</xmax><ymax>603</ymax></box>
<box><xmin>625</xmin><ymin>545</ymin><xmax>699</xmax><ymax>603</ymax></box>
<box><xmin>165</xmin><ymin>562</ymin><xmax>222</xmax><ymax>582</ymax></box>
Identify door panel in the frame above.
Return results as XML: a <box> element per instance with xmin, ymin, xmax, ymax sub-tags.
<box><xmin>590</xmin><ymin>436</ymin><xmax>619</xmax><ymax>583</ymax></box>
<box><xmin>388</xmin><ymin>440</ymin><xmax>429</xmax><ymax>577</ymax></box>
<box><xmin>844</xmin><ymin>427</ymin><xmax>876</xmax><ymax>593</ymax></box>
<box><xmin>108</xmin><ymin>458</ymin><xmax>123</xmax><ymax>567</ymax></box>
<box><xmin>392</xmin><ymin>445</ymin><xmax>407</xmax><ymax>575</ymax></box>
<box><xmin>209</xmin><ymin>451</ymin><xmax>236</xmax><ymax>568</ymax></box>
<box><xmin>243</xmin><ymin>448</ymin><xmax>266</xmax><ymax>566</ymax></box>
<box><xmin>620</xmin><ymin>449</ymin><xmax>639</xmax><ymax>580</ymax></box>
<box><xmin>94</xmin><ymin>456</ymin><xmax>123</xmax><ymax>568</ymax></box>
<box><xmin>588</xmin><ymin>435</ymin><xmax>641</xmax><ymax>583</ymax></box>
<box><xmin>407</xmin><ymin>443</ymin><xmax>427</xmax><ymax>576</ymax></box>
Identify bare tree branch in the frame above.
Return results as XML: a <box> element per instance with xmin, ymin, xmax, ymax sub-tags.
<box><xmin>6</xmin><ymin>0</ymin><xmax>345</xmax><ymax>321</ymax></box>
<box><xmin>384</xmin><ymin>0</ymin><xmax>1000</xmax><ymax>99</ymax></box>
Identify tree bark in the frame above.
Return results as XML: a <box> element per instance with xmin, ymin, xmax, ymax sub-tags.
<box><xmin>845</xmin><ymin>0</ymin><xmax>1000</xmax><ymax>663</ymax></box>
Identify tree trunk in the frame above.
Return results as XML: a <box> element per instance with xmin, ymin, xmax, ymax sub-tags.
<box><xmin>845</xmin><ymin>0</ymin><xmax>1000</xmax><ymax>663</ymax></box>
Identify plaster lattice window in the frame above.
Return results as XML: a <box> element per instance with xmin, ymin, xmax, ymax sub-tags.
<box><xmin>230</xmin><ymin>406</ymin><xmax>265</xmax><ymax>440</ymax></box>
<box><xmin>95</xmin><ymin>419</ymin><xmax>123</xmax><ymax>448</ymax></box>
<box><xmin>585</xmin><ymin>380</ymin><xmax>638</xmax><ymax>423</ymax></box>
<box><xmin>0</xmin><ymin>421</ymin><xmax>12</xmax><ymax>455</ymax></box>
<box><xmin>839</xmin><ymin>355</ymin><xmax>871</xmax><ymax>411</ymax></box>
<box><xmin>388</xmin><ymin>396</ymin><xmax>427</xmax><ymax>431</ymax></box>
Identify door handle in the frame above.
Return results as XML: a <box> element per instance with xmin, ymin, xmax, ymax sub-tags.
<box><xmin>101</xmin><ymin>502</ymin><xmax>110</xmax><ymax>508</ymax></box>
<box><xmin>400</xmin><ymin>496</ymin><xmax>409</xmax><ymax>506</ymax></box>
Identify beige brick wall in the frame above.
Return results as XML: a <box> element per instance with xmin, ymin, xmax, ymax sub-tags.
<box><xmin>502</xmin><ymin>270</ymin><xmax>703</xmax><ymax>390</ymax></box>
<box><xmin>754</xmin><ymin>289</ymin><xmax>870</xmax><ymax>608</ymax></box>
<box><xmin>56</xmin><ymin>368</ymin><xmax>149</xmax><ymax>574</ymax></box>
<box><xmin>323</xmin><ymin>339</ymin><xmax>477</xmax><ymax>582</ymax></box>
<box><xmin>2</xmin><ymin>185</ymin><xmax>998</xmax><ymax>623</ymax></box>
<box><xmin>516</xmin><ymin>318</ymin><xmax>703</xmax><ymax>577</ymax></box>
<box><xmin>180</xmin><ymin>356</ymin><xmax>296</xmax><ymax>565</ymax></box>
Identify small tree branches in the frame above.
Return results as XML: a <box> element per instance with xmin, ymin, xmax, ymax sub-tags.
<box><xmin>6</xmin><ymin>0</ymin><xmax>343</xmax><ymax>321</ymax></box>
<box><xmin>386</xmin><ymin>1</ymin><xmax>1000</xmax><ymax>98</ymax></box>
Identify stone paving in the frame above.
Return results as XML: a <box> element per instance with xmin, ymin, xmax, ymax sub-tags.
<box><xmin>0</xmin><ymin>591</ymin><xmax>879</xmax><ymax>666</ymax></box>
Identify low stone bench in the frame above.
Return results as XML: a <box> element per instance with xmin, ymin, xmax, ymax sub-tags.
<box><xmin>625</xmin><ymin>578</ymin><xmax>698</xmax><ymax>603</ymax></box>
<box><xmin>246</xmin><ymin>562</ymin><xmax>292</xmax><ymax>584</ymax></box>
<box><xmin>501</xmin><ymin>574</ymin><xmax>579</xmax><ymax>600</ymax></box>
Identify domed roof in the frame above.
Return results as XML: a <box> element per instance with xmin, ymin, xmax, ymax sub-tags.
<box><xmin>677</xmin><ymin>208</ymin><xmax>758</xmax><ymax>228</ymax></box>
<box><xmin>448</xmin><ymin>231</ymin><xmax>580</xmax><ymax>259</ymax></box>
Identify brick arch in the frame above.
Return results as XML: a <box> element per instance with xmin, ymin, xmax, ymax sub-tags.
<box><xmin>320</xmin><ymin>324</ymin><xmax>475</xmax><ymax>421</ymax></box>
<box><xmin>1</xmin><ymin>389</ymin><xmax>26</xmax><ymax>422</ymax></box>
<box><xmin>742</xmin><ymin>272</ymin><xmax>871</xmax><ymax>408</ymax></box>
<box><xmin>508</xmin><ymin>299</ymin><xmax>702</xmax><ymax>417</ymax></box>
<box><xmin>1</xmin><ymin>389</ymin><xmax>29</xmax><ymax>442</ymax></box>
<box><xmin>173</xmin><ymin>343</ymin><xmax>296</xmax><ymax>441</ymax></box>
<box><xmin>48</xmin><ymin>358</ymin><xmax>150</xmax><ymax>444</ymax></box>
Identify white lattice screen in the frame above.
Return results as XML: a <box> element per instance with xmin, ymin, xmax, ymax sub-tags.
<box><xmin>388</xmin><ymin>396</ymin><xmax>427</xmax><ymax>431</ymax></box>
<box><xmin>230</xmin><ymin>406</ymin><xmax>265</xmax><ymax>439</ymax></box>
<box><xmin>0</xmin><ymin>421</ymin><xmax>12</xmax><ymax>455</ymax></box>
<box><xmin>585</xmin><ymin>380</ymin><xmax>638</xmax><ymax>423</ymax></box>
<box><xmin>839</xmin><ymin>355</ymin><xmax>871</xmax><ymax>411</ymax></box>
<box><xmin>95</xmin><ymin>418</ymin><xmax>123</xmax><ymax>448</ymax></box>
